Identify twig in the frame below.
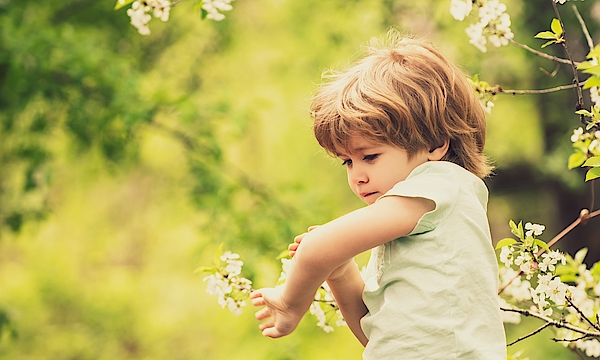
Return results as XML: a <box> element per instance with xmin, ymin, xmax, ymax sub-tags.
<box><xmin>494</xmin><ymin>83</ymin><xmax>580</xmax><ymax>95</ymax></box>
<box><xmin>552</xmin><ymin>0</ymin><xmax>584</xmax><ymax>110</ymax></box>
<box><xmin>508</xmin><ymin>38</ymin><xmax>579</xmax><ymax>66</ymax></box>
<box><xmin>566</xmin><ymin>296</ymin><xmax>600</xmax><ymax>332</ymax></box>
<box><xmin>500</xmin><ymin>307</ymin><xmax>600</xmax><ymax>337</ymax></box>
<box><xmin>552</xmin><ymin>334</ymin><xmax>592</xmax><ymax>343</ymax></box>
<box><xmin>507</xmin><ymin>322</ymin><xmax>552</xmax><ymax>346</ymax></box>
<box><xmin>573</xmin><ymin>4</ymin><xmax>594</xmax><ymax>51</ymax></box>
<box><xmin>590</xmin><ymin>181</ymin><xmax>596</xmax><ymax>215</ymax></box>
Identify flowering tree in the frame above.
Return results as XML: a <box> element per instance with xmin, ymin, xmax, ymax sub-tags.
<box><xmin>452</xmin><ymin>0</ymin><xmax>600</xmax><ymax>358</ymax></box>
<box><xmin>115</xmin><ymin>0</ymin><xmax>234</xmax><ymax>35</ymax></box>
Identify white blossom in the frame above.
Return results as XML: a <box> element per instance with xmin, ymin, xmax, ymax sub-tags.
<box><xmin>572</xmin><ymin>127</ymin><xmax>584</xmax><ymax>142</ymax></box>
<box><xmin>539</xmin><ymin>251</ymin><xmax>565</xmax><ymax>272</ymax></box>
<box><xmin>126</xmin><ymin>0</ymin><xmax>172</xmax><ymax>35</ymax></box>
<box><xmin>577</xmin><ymin>339</ymin><xmax>600</xmax><ymax>357</ymax></box>
<box><xmin>450</xmin><ymin>0</ymin><xmax>473</xmax><ymax>21</ymax></box>
<box><xmin>466</xmin><ymin>22</ymin><xmax>487</xmax><ymax>52</ymax></box>
<box><xmin>525</xmin><ymin>222</ymin><xmax>545</xmax><ymax>237</ymax></box>
<box><xmin>546</xmin><ymin>277</ymin><xmax>568</xmax><ymax>305</ymax></box>
<box><xmin>202</xmin><ymin>0</ymin><xmax>234</xmax><ymax>21</ymax></box>
<box><xmin>499</xmin><ymin>246</ymin><xmax>514</xmax><ymax>267</ymax></box>
<box><xmin>459</xmin><ymin>0</ymin><xmax>513</xmax><ymax>52</ymax></box>
<box><xmin>499</xmin><ymin>267</ymin><xmax>532</xmax><ymax>302</ymax></box>
<box><xmin>127</xmin><ymin>2</ymin><xmax>152</xmax><ymax>35</ymax></box>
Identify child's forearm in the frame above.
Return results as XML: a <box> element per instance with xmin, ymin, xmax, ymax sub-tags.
<box><xmin>326</xmin><ymin>261</ymin><xmax>369</xmax><ymax>346</ymax></box>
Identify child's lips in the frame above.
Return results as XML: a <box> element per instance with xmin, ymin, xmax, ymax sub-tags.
<box><xmin>361</xmin><ymin>191</ymin><xmax>378</xmax><ymax>198</ymax></box>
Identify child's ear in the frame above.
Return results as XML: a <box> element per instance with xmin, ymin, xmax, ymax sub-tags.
<box><xmin>427</xmin><ymin>140</ymin><xmax>450</xmax><ymax>161</ymax></box>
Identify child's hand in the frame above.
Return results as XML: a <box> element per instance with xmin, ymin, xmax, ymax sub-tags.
<box><xmin>250</xmin><ymin>286</ymin><xmax>304</xmax><ymax>338</ymax></box>
<box><xmin>289</xmin><ymin>225</ymin><xmax>319</xmax><ymax>258</ymax></box>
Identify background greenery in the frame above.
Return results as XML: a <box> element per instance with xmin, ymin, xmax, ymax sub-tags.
<box><xmin>1</xmin><ymin>0</ymin><xmax>599</xmax><ymax>358</ymax></box>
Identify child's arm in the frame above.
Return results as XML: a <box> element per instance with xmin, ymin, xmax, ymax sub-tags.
<box><xmin>326</xmin><ymin>260</ymin><xmax>369</xmax><ymax>345</ymax></box>
<box><xmin>251</xmin><ymin>195</ymin><xmax>434</xmax><ymax>339</ymax></box>
<box><xmin>290</xmin><ymin>228</ymin><xmax>368</xmax><ymax>345</ymax></box>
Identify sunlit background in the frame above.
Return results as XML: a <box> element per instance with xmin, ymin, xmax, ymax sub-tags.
<box><xmin>2</xmin><ymin>0</ymin><xmax>600</xmax><ymax>359</ymax></box>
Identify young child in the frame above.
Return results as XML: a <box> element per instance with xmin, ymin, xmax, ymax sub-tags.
<box><xmin>250</xmin><ymin>31</ymin><xmax>507</xmax><ymax>359</ymax></box>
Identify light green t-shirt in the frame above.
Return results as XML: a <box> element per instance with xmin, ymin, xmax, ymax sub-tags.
<box><xmin>360</xmin><ymin>161</ymin><xmax>506</xmax><ymax>359</ymax></box>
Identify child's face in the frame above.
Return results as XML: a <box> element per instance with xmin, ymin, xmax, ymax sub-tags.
<box><xmin>338</xmin><ymin>136</ymin><xmax>429</xmax><ymax>205</ymax></box>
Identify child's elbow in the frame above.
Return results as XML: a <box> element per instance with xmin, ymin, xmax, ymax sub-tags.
<box><xmin>293</xmin><ymin>232</ymin><xmax>332</xmax><ymax>273</ymax></box>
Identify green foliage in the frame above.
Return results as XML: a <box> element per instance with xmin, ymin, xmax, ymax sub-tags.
<box><xmin>534</xmin><ymin>18</ymin><xmax>563</xmax><ymax>48</ymax></box>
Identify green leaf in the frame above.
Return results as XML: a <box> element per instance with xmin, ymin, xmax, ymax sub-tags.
<box><xmin>193</xmin><ymin>266</ymin><xmax>215</xmax><ymax>274</ymax></box>
<box><xmin>585</xmin><ymin>167</ymin><xmax>600</xmax><ymax>181</ymax></box>
<box><xmin>509</xmin><ymin>220</ymin><xmax>524</xmax><ymax>240</ymax></box>
<box><xmin>534</xmin><ymin>31</ymin><xmax>557</xmax><ymax>40</ymax></box>
<box><xmin>550</xmin><ymin>18</ymin><xmax>563</xmax><ymax>36</ymax></box>
<box><xmin>114</xmin><ymin>0</ymin><xmax>135</xmax><ymax>10</ymax></box>
<box><xmin>574</xmin><ymin>248</ymin><xmax>588</xmax><ymax>264</ymax></box>
<box><xmin>541</xmin><ymin>40</ymin><xmax>556</xmax><ymax>49</ymax></box>
<box><xmin>533</xmin><ymin>239</ymin><xmax>550</xmax><ymax>252</ymax></box>
<box><xmin>276</xmin><ymin>248</ymin><xmax>291</xmax><ymax>260</ymax></box>
<box><xmin>583</xmin><ymin>77</ymin><xmax>600</xmax><ymax>90</ymax></box>
<box><xmin>495</xmin><ymin>238</ymin><xmax>518</xmax><ymax>250</ymax></box>
<box><xmin>576</xmin><ymin>109</ymin><xmax>593</xmax><ymax>117</ymax></box>
<box><xmin>577</xmin><ymin>61</ymin><xmax>596</xmax><ymax>71</ymax></box>
<box><xmin>568</xmin><ymin>152</ymin><xmax>587</xmax><ymax>169</ymax></box>
<box><xmin>583</xmin><ymin>156</ymin><xmax>600</xmax><ymax>167</ymax></box>
<box><xmin>558</xmin><ymin>274</ymin><xmax>579</xmax><ymax>283</ymax></box>
<box><xmin>582</xmin><ymin>65</ymin><xmax>600</xmax><ymax>78</ymax></box>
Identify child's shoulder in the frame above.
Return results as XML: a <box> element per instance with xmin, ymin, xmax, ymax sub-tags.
<box><xmin>407</xmin><ymin>161</ymin><xmax>476</xmax><ymax>181</ymax></box>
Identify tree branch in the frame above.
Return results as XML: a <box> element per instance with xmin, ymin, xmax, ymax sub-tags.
<box><xmin>573</xmin><ymin>4</ymin><xmax>594</xmax><ymax>51</ymax></box>
<box><xmin>508</xmin><ymin>38</ymin><xmax>579</xmax><ymax>66</ymax></box>
<box><xmin>493</xmin><ymin>83</ymin><xmax>580</xmax><ymax>95</ymax></box>
<box><xmin>552</xmin><ymin>0</ymin><xmax>584</xmax><ymax>110</ymax></box>
<box><xmin>507</xmin><ymin>322</ymin><xmax>552</xmax><ymax>346</ymax></box>
<box><xmin>500</xmin><ymin>307</ymin><xmax>600</xmax><ymax>338</ymax></box>
<box><xmin>567</xmin><ymin>296</ymin><xmax>600</xmax><ymax>332</ymax></box>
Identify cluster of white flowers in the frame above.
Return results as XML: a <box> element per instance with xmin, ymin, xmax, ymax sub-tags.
<box><xmin>450</xmin><ymin>0</ymin><xmax>514</xmax><ymax>52</ymax></box>
<box><xmin>202</xmin><ymin>251</ymin><xmax>253</xmax><ymax>316</ymax></box>
<box><xmin>201</xmin><ymin>0</ymin><xmax>234</xmax><ymax>21</ymax></box>
<box><xmin>309</xmin><ymin>282</ymin><xmax>346</xmax><ymax>333</ymax></box>
<box><xmin>498</xmin><ymin>222</ymin><xmax>569</xmax><ymax>317</ymax></box>
<box><xmin>126</xmin><ymin>0</ymin><xmax>171</xmax><ymax>35</ymax></box>
<box><xmin>571</xmin><ymin>126</ymin><xmax>600</xmax><ymax>155</ymax></box>
<box><xmin>553</xmin><ymin>251</ymin><xmax>600</xmax><ymax>356</ymax></box>
<box><xmin>123</xmin><ymin>0</ymin><xmax>234</xmax><ymax>35</ymax></box>
<box><xmin>498</xmin><ymin>221</ymin><xmax>600</xmax><ymax>356</ymax></box>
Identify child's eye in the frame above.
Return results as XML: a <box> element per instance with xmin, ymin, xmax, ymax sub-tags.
<box><xmin>364</xmin><ymin>154</ymin><xmax>379</xmax><ymax>162</ymax></box>
<box><xmin>341</xmin><ymin>159</ymin><xmax>352</xmax><ymax>166</ymax></box>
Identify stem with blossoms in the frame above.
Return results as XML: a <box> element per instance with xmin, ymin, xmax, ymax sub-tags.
<box><xmin>114</xmin><ymin>0</ymin><xmax>234</xmax><ymax>35</ymax></box>
<box><xmin>197</xmin><ymin>249</ymin><xmax>346</xmax><ymax>333</ymax></box>
<box><xmin>451</xmin><ymin>0</ymin><xmax>600</xmax><ymax>357</ymax></box>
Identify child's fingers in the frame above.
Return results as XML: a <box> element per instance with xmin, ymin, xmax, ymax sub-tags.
<box><xmin>293</xmin><ymin>233</ymin><xmax>305</xmax><ymax>244</ymax></box>
<box><xmin>250</xmin><ymin>291</ymin><xmax>265</xmax><ymax>306</ymax></box>
<box><xmin>307</xmin><ymin>225</ymin><xmax>319</xmax><ymax>232</ymax></box>
<box><xmin>255</xmin><ymin>307</ymin><xmax>272</xmax><ymax>321</ymax></box>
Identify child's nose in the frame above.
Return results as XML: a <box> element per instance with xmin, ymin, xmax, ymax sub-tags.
<box><xmin>349</xmin><ymin>168</ymin><xmax>369</xmax><ymax>185</ymax></box>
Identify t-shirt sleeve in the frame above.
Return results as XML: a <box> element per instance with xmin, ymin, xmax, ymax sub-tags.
<box><xmin>377</xmin><ymin>163</ymin><xmax>460</xmax><ymax>235</ymax></box>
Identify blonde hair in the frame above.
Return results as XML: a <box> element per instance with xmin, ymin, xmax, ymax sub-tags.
<box><xmin>311</xmin><ymin>31</ymin><xmax>493</xmax><ymax>178</ymax></box>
